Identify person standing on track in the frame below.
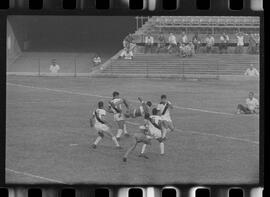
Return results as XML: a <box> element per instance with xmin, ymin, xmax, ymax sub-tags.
<box><xmin>107</xmin><ymin>91</ymin><xmax>129</xmax><ymax>140</ymax></box>
<box><xmin>90</xmin><ymin>101</ymin><xmax>121</xmax><ymax>149</ymax></box>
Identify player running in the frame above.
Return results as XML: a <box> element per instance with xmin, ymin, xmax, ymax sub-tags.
<box><xmin>157</xmin><ymin>94</ymin><xmax>174</xmax><ymax>139</ymax></box>
<box><xmin>123</xmin><ymin>108</ymin><xmax>167</xmax><ymax>162</ymax></box>
<box><xmin>107</xmin><ymin>91</ymin><xmax>129</xmax><ymax>140</ymax></box>
<box><xmin>90</xmin><ymin>101</ymin><xmax>121</xmax><ymax>149</ymax></box>
<box><xmin>125</xmin><ymin>97</ymin><xmax>152</xmax><ymax>119</ymax></box>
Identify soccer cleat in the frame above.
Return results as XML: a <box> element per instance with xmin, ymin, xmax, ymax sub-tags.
<box><xmin>123</xmin><ymin>157</ymin><xmax>127</xmax><ymax>162</ymax></box>
<box><xmin>138</xmin><ymin>153</ymin><xmax>149</xmax><ymax>159</ymax></box>
<box><xmin>91</xmin><ymin>144</ymin><xmax>97</xmax><ymax>149</ymax></box>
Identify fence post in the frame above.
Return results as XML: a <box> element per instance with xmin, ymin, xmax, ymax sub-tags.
<box><xmin>217</xmin><ymin>61</ymin><xmax>219</xmax><ymax>79</ymax></box>
<box><xmin>182</xmin><ymin>61</ymin><xmax>185</xmax><ymax>80</ymax></box>
<box><xmin>38</xmin><ymin>58</ymin><xmax>40</xmax><ymax>77</ymax></box>
<box><xmin>74</xmin><ymin>56</ymin><xmax>77</xmax><ymax>77</ymax></box>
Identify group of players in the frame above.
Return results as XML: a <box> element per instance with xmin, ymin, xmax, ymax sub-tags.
<box><xmin>89</xmin><ymin>91</ymin><xmax>174</xmax><ymax>162</ymax></box>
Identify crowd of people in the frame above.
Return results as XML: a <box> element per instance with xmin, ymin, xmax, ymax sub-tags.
<box><xmin>118</xmin><ymin>31</ymin><xmax>259</xmax><ymax>60</ymax></box>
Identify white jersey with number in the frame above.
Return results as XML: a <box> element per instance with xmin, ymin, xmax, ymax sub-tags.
<box><xmin>157</xmin><ymin>101</ymin><xmax>172</xmax><ymax>122</ymax></box>
<box><xmin>93</xmin><ymin>108</ymin><xmax>109</xmax><ymax>131</ymax></box>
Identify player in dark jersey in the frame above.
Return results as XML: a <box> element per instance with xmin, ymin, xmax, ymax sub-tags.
<box><xmin>125</xmin><ymin>97</ymin><xmax>152</xmax><ymax>119</ymax></box>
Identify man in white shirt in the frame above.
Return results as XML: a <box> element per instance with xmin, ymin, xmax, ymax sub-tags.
<box><xmin>168</xmin><ymin>33</ymin><xmax>177</xmax><ymax>54</ymax></box>
<box><xmin>181</xmin><ymin>31</ymin><xmax>188</xmax><ymax>45</ymax></box>
<box><xmin>144</xmin><ymin>33</ymin><xmax>154</xmax><ymax>53</ymax></box>
<box><xmin>244</xmin><ymin>64</ymin><xmax>259</xmax><ymax>77</ymax></box>
<box><xmin>49</xmin><ymin>60</ymin><xmax>60</xmax><ymax>74</ymax></box>
<box><xmin>219</xmin><ymin>33</ymin><xmax>229</xmax><ymax>54</ymax></box>
<box><xmin>236</xmin><ymin>32</ymin><xmax>245</xmax><ymax>54</ymax></box>
<box><xmin>205</xmin><ymin>34</ymin><xmax>215</xmax><ymax>53</ymax></box>
<box><xmin>236</xmin><ymin>92</ymin><xmax>259</xmax><ymax>114</ymax></box>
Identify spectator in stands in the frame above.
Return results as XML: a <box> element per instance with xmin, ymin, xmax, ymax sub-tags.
<box><xmin>144</xmin><ymin>33</ymin><xmax>154</xmax><ymax>53</ymax></box>
<box><xmin>93</xmin><ymin>54</ymin><xmax>101</xmax><ymax>67</ymax></box>
<box><xmin>244</xmin><ymin>64</ymin><xmax>259</xmax><ymax>77</ymax></box>
<box><xmin>205</xmin><ymin>34</ymin><xmax>215</xmax><ymax>53</ymax></box>
<box><xmin>192</xmin><ymin>33</ymin><xmax>201</xmax><ymax>54</ymax></box>
<box><xmin>156</xmin><ymin>34</ymin><xmax>166</xmax><ymax>53</ymax></box>
<box><xmin>119</xmin><ymin>48</ymin><xmax>133</xmax><ymax>60</ymax></box>
<box><xmin>236</xmin><ymin>92</ymin><xmax>259</xmax><ymax>114</ymax></box>
<box><xmin>168</xmin><ymin>33</ymin><xmax>177</xmax><ymax>54</ymax></box>
<box><xmin>219</xmin><ymin>33</ymin><xmax>229</xmax><ymax>54</ymax></box>
<box><xmin>247</xmin><ymin>34</ymin><xmax>257</xmax><ymax>54</ymax></box>
<box><xmin>235</xmin><ymin>32</ymin><xmax>245</xmax><ymax>54</ymax></box>
<box><xmin>181</xmin><ymin>31</ymin><xmax>188</xmax><ymax>45</ymax></box>
<box><xmin>49</xmin><ymin>59</ymin><xmax>60</xmax><ymax>74</ymax></box>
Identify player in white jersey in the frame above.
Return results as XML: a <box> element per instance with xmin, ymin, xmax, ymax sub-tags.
<box><xmin>123</xmin><ymin>108</ymin><xmax>167</xmax><ymax>162</ymax></box>
<box><xmin>125</xmin><ymin>97</ymin><xmax>152</xmax><ymax>119</ymax></box>
<box><xmin>107</xmin><ymin>91</ymin><xmax>129</xmax><ymax>140</ymax></box>
<box><xmin>157</xmin><ymin>95</ymin><xmax>174</xmax><ymax>139</ymax></box>
<box><xmin>89</xmin><ymin>101</ymin><xmax>121</xmax><ymax>149</ymax></box>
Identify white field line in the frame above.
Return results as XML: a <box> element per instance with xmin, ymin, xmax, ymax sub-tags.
<box><xmin>7</xmin><ymin>82</ymin><xmax>259</xmax><ymax>145</ymax></box>
<box><xmin>6</xmin><ymin>168</ymin><xmax>65</xmax><ymax>184</ymax></box>
<box><xmin>7</xmin><ymin>82</ymin><xmax>235</xmax><ymax>116</ymax></box>
<box><xmin>126</xmin><ymin>121</ymin><xmax>259</xmax><ymax>145</ymax></box>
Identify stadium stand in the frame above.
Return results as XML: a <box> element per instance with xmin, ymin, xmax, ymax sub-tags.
<box><xmin>97</xmin><ymin>16</ymin><xmax>260</xmax><ymax>78</ymax></box>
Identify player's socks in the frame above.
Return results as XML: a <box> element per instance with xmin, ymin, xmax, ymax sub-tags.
<box><xmin>160</xmin><ymin>142</ymin><xmax>165</xmax><ymax>155</ymax></box>
<box><xmin>116</xmin><ymin>129</ymin><xmax>123</xmax><ymax>138</ymax></box>
<box><xmin>141</xmin><ymin>144</ymin><xmax>147</xmax><ymax>154</ymax></box>
<box><xmin>94</xmin><ymin>136</ymin><xmax>102</xmax><ymax>146</ymax></box>
<box><xmin>123</xmin><ymin>124</ymin><xmax>128</xmax><ymax>134</ymax></box>
<box><xmin>112</xmin><ymin>136</ymin><xmax>120</xmax><ymax>147</ymax></box>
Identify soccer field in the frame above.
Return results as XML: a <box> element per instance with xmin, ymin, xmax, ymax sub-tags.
<box><xmin>6</xmin><ymin>76</ymin><xmax>259</xmax><ymax>185</ymax></box>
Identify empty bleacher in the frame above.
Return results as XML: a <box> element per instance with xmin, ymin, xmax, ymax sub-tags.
<box><xmin>99</xmin><ymin>53</ymin><xmax>259</xmax><ymax>78</ymax></box>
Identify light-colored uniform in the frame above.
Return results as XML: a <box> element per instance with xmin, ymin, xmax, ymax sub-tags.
<box><xmin>246</xmin><ymin>97</ymin><xmax>259</xmax><ymax>111</ymax></box>
<box><xmin>157</xmin><ymin>101</ymin><xmax>172</xmax><ymax>122</ymax></box>
<box><xmin>147</xmin><ymin>115</ymin><xmax>162</xmax><ymax>139</ymax></box>
<box><xmin>93</xmin><ymin>108</ymin><xmax>109</xmax><ymax>132</ymax></box>
<box><xmin>110</xmin><ymin>98</ymin><xmax>125</xmax><ymax>121</ymax></box>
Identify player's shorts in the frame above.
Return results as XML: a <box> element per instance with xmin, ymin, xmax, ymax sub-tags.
<box><xmin>114</xmin><ymin>113</ymin><xmax>125</xmax><ymax>121</ymax></box>
<box><xmin>161</xmin><ymin>117</ymin><xmax>174</xmax><ymax>129</ymax></box>
<box><xmin>133</xmin><ymin>133</ymin><xmax>151</xmax><ymax>145</ymax></box>
<box><xmin>94</xmin><ymin>123</ymin><xmax>109</xmax><ymax>132</ymax></box>
<box><xmin>149</xmin><ymin>128</ymin><xmax>162</xmax><ymax>139</ymax></box>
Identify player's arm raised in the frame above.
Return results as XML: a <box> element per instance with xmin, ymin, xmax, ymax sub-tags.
<box><xmin>168</xmin><ymin>101</ymin><xmax>173</xmax><ymax>109</ymax></box>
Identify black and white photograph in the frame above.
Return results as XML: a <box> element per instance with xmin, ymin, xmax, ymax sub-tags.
<box><xmin>6</xmin><ymin>15</ymin><xmax>260</xmax><ymax>185</ymax></box>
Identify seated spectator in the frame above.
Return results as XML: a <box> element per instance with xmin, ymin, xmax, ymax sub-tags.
<box><xmin>186</xmin><ymin>42</ymin><xmax>195</xmax><ymax>57</ymax></box>
<box><xmin>219</xmin><ymin>33</ymin><xmax>229</xmax><ymax>54</ymax></box>
<box><xmin>192</xmin><ymin>33</ymin><xmax>201</xmax><ymax>54</ymax></box>
<box><xmin>156</xmin><ymin>34</ymin><xmax>166</xmax><ymax>53</ymax></box>
<box><xmin>49</xmin><ymin>59</ymin><xmax>60</xmax><ymax>74</ymax></box>
<box><xmin>205</xmin><ymin>34</ymin><xmax>215</xmax><ymax>53</ymax></box>
<box><xmin>124</xmin><ymin>33</ymin><xmax>136</xmax><ymax>52</ymax></box>
<box><xmin>168</xmin><ymin>33</ymin><xmax>177</xmax><ymax>54</ymax></box>
<box><xmin>244</xmin><ymin>64</ymin><xmax>259</xmax><ymax>77</ymax></box>
<box><xmin>119</xmin><ymin>48</ymin><xmax>133</xmax><ymax>60</ymax></box>
<box><xmin>144</xmin><ymin>33</ymin><xmax>154</xmax><ymax>53</ymax></box>
<box><xmin>93</xmin><ymin>55</ymin><xmax>101</xmax><ymax>67</ymax></box>
<box><xmin>236</xmin><ymin>92</ymin><xmax>259</xmax><ymax>114</ymax></box>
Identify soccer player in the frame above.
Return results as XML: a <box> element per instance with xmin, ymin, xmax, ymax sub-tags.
<box><xmin>107</xmin><ymin>91</ymin><xmax>129</xmax><ymax>140</ymax></box>
<box><xmin>123</xmin><ymin>108</ymin><xmax>166</xmax><ymax>162</ymax></box>
<box><xmin>89</xmin><ymin>101</ymin><xmax>121</xmax><ymax>149</ymax></box>
<box><xmin>157</xmin><ymin>95</ymin><xmax>174</xmax><ymax>139</ymax></box>
<box><xmin>125</xmin><ymin>97</ymin><xmax>152</xmax><ymax>119</ymax></box>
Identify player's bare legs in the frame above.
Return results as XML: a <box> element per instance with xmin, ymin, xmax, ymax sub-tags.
<box><xmin>116</xmin><ymin>120</ymin><xmax>129</xmax><ymax>139</ymax></box>
<box><xmin>92</xmin><ymin>131</ymin><xmax>104</xmax><ymax>149</ymax></box>
<box><xmin>138</xmin><ymin>143</ymin><xmax>149</xmax><ymax>159</ymax></box>
<box><xmin>92</xmin><ymin>130</ymin><xmax>121</xmax><ymax>149</ymax></box>
<box><xmin>123</xmin><ymin>139</ymin><xmax>138</xmax><ymax>162</ymax></box>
